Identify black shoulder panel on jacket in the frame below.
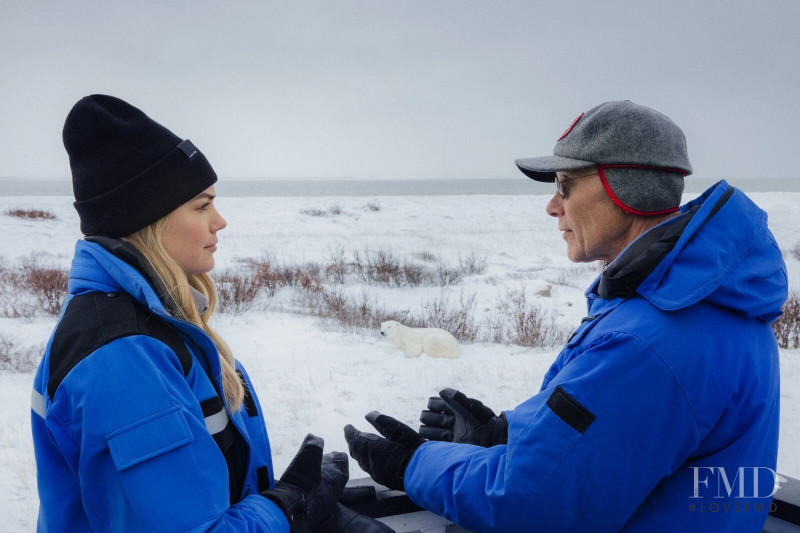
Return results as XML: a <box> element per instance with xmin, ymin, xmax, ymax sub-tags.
<box><xmin>48</xmin><ymin>292</ymin><xmax>193</xmax><ymax>400</ymax></box>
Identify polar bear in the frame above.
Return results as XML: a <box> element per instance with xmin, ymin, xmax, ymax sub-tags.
<box><xmin>380</xmin><ymin>320</ymin><xmax>459</xmax><ymax>359</ymax></box>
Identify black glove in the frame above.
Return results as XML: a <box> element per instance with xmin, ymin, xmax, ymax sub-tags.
<box><xmin>307</xmin><ymin>451</ymin><xmax>349</xmax><ymax>531</ymax></box>
<box><xmin>261</xmin><ymin>434</ymin><xmax>349</xmax><ymax>533</ymax></box>
<box><xmin>343</xmin><ymin>411</ymin><xmax>426</xmax><ymax>492</ymax></box>
<box><xmin>418</xmin><ymin>396</ymin><xmax>455</xmax><ymax>441</ymax></box>
<box><xmin>312</xmin><ymin>502</ymin><xmax>394</xmax><ymax>533</ymax></box>
<box><xmin>419</xmin><ymin>388</ymin><xmax>508</xmax><ymax>447</ymax></box>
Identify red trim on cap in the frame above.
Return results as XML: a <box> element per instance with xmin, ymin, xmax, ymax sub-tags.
<box><xmin>558</xmin><ymin>112</ymin><xmax>584</xmax><ymax>141</ymax></box>
<box><xmin>597</xmin><ymin>164</ymin><xmax>684</xmax><ymax>216</ymax></box>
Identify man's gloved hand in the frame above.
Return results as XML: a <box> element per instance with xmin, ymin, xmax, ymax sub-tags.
<box><xmin>261</xmin><ymin>434</ymin><xmax>349</xmax><ymax>533</ymax></box>
<box><xmin>343</xmin><ymin>411</ymin><xmax>426</xmax><ymax>492</ymax></box>
<box><xmin>419</xmin><ymin>388</ymin><xmax>508</xmax><ymax>447</ymax></box>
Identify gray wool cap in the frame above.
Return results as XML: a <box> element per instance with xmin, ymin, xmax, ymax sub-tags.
<box><xmin>516</xmin><ymin>100</ymin><xmax>692</xmax><ymax>215</ymax></box>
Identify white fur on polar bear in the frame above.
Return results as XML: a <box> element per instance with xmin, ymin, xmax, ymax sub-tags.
<box><xmin>380</xmin><ymin>320</ymin><xmax>459</xmax><ymax>359</ymax></box>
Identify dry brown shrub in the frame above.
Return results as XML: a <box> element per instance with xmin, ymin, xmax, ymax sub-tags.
<box><xmin>216</xmin><ymin>268</ymin><xmax>263</xmax><ymax>314</ymax></box>
<box><xmin>773</xmin><ymin>291</ymin><xmax>800</xmax><ymax>349</ymax></box>
<box><xmin>298</xmin><ymin>272</ymin><xmax>324</xmax><ymax>293</ymax></box>
<box><xmin>367</xmin><ymin>249</ymin><xmax>403</xmax><ymax>285</ymax></box>
<box><xmin>298</xmin><ymin>284</ymin><xmax>481</xmax><ymax>342</ymax></box>
<box><xmin>5</xmin><ymin>208</ymin><xmax>57</xmax><ymax>220</ymax></box>
<box><xmin>401</xmin><ymin>263</ymin><xmax>430</xmax><ymax>286</ymax></box>
<box><xmin>300</xmin><ymin>287</ymin><xmax>402</xmax><ymax>334</ymax></box>
<box><xmin>491</xmin><ymin>288</ymin><xmax>568</xmax><ymax>348</ymax></box>
<box><xmin>324</xmin><ymin>247</ymin><xmax>349</xmax><ymax>285</ymax></box>
<box><xmin>271</xmin><ymin>262</ymin><xmax>323</xmax><ymax>290</ymax></box>
<box><xmin>241</xmin><ymin>255</ymin><xmax>287</xmax><ymax>297</ymax></box>
<box><xmin>435</xmin><ymin>262</ymin><xmax>463</xmax><ymax>286</ymax></box>
<box><xmin>351</xmin><ymin>250</ymin><xmax>439</xmax><ymax>287</ymax></box>
<box><xmin>409</xmin><ymin>292</ymin><xmax>480</xmax><ymax>342</ymax></box>
<box><xmin>273</xmin><ymin>263</ymin><xmax>299</xmax><ymax>286</ymax></box>
<box><xmin>253</xmin><ymin>263</ymin><xmax>284</xmax><ymax>297</ymax></box>
<box><xmin>458</xmin><ymin>252</ymin><xmax>487</xmax><ymax>276</ymax></box>
<box><xmin>21</xmin><ymin>255</ymin><xmax>69</xmax><ymax>315</ymax></box>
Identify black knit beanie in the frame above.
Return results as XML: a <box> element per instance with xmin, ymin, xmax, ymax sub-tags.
<box><xmin>63</xmin><ymin>94</ymin><xmax>218</xmax><ymax>237</ymax></box>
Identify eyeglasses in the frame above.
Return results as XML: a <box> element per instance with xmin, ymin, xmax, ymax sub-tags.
<box><xmin>555</xmin><ymin>170</ymin><xmax>599</xmax><ymax>198</ymax></box>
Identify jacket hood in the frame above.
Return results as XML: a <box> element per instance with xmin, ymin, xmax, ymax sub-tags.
<box><xmin>635</xmin><ymin>180</ymin><xmax>787</xmax><ymax>321</ymax></box>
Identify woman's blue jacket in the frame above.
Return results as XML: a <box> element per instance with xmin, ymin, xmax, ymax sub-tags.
<box><xmin>31</xmin><ymin>240</ymin><xmax>289</xmax><ymax>532</ymax></box>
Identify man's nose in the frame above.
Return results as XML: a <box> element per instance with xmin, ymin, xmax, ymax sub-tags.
<box><xmin>546</xmin><ymin>192</ymin><xmax>564</xmax><ymax>218</ymax></box>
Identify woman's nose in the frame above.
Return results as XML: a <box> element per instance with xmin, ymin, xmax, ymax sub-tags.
<box><xmin>213</xmin><ymin>211</ymin><xmax>227</xmax><ymax>232</ymax></box>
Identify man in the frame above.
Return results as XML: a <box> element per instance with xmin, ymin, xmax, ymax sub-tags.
<box><xmin>344</xmin><ymin>101</ymin><xmax>787</xmax><ymax>531</ymax></box>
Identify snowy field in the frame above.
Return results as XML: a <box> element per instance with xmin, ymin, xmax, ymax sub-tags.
<box><xmin>1</xmin><ymin>190</ymin><xmax>799</xmax><ymax>531</ymax></box>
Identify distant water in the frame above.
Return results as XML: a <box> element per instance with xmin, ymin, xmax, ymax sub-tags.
<box><xmin>1</xmin><ymin>177</ymin><xmax>798</xmax><ymax>197</ymax></box>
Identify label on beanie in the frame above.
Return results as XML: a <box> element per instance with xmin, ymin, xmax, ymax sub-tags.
<box><xmin>177</xmin><ymin>139</ymin><xmax>199</xmax><ymax>160</ymax></box>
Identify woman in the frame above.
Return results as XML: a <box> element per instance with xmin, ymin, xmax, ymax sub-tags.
<box><xmin>30</xmin><ymin>95</ymin><xmax>348</xmax><ymax>532</ymax></box>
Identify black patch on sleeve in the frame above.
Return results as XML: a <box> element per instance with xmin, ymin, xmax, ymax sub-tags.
<box><xmin>546</xmin><ymin>386</ymin><xmax>595</xmax><ymax>434</ymax></box>
<box><xmin>48</xmin><ymin>292</ymin><xmax>193</xmax><ymax>399</ymax></box>
<box><xmin>237</xmin><ymin>370</ymin><xmax>258</xmax><ymax>417</ymax></box>
<box><xmin>257</xmin><ymin>465</ymin><xmax>270</xmax><ymax>492</ymax></box>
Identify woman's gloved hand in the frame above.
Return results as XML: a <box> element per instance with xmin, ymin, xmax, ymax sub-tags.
<box><xmin>261</xmin><ymin>434</ymin><xmax>349</xmax><ymax>533</ymax></box>
<box><xmin>307</xmin><ymin>451</ymin><xmax>349</xmax><ymax>531</ymax></box>
<box><xmin>313</xmin><ymin>502</ymin><xmax>394</xmax><ymax>533</ymax></box>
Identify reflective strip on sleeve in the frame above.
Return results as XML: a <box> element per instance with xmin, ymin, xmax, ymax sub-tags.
<box><xmin>31</xmin><ymin>389</ymin><xmax>46</xmax><ymax>418</ymax></box>
<box><xmin>204</xmin><ymin>408</ymin><xmax>230</xmax><ymax>435</ymax></box>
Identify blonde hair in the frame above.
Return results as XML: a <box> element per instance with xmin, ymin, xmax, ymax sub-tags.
<box><xmin>122</xmin><ymin>217</ymin><xmax>245</xmax><ymax>411</ymax></box>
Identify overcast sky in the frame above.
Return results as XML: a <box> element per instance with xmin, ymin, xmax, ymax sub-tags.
<box><xmin>1</xmin><ymin>1</ymin><xmax>798</xmax><ymax>180</ymax></box>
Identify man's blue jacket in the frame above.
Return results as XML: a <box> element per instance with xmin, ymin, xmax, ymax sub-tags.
<box><xmin>404</xmin><ymin>181</ymin><xmax>787</xmax><ymax>532</ymax></box>
<box><xmin>31</xmin><ymin>240</ymin><xmax>289</xmax><ymax>532</ymax></box>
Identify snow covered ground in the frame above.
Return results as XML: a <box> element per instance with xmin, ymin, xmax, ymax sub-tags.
<box><xmin>1</xmin><ymin>189</ymin><xmax>799</xmax><ymax>531</ymax></box>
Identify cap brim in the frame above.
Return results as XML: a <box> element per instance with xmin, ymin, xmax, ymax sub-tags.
<box><xmin>515</xmin><ymin>155</ymin><xmax>595</xmax><ymax>182</ymax></box>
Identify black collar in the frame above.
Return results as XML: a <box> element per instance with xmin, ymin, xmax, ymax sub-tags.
<box><xmin>596</xmin><ymin>206</ymin><xmax>700</xmax><ymax>299</ymax></box>
<box><xmin>84</xmin><ymin>235</ymin><xmax>179</xmax><ymax>315</ymax></box>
